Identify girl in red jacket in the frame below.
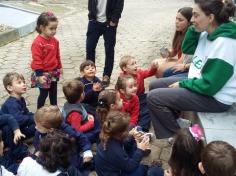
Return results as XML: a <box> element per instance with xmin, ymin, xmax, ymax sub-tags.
<box><xmin>31</xmin><ymin>12</ymin><xmax>62</xmax><ymax>109</ymax></box>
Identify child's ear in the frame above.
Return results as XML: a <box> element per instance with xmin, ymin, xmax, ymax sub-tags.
<box><xmin>120</xmin><ymin>89</ymin><xmax>126</xmax><ymax>95</ymax></box>
<box><xmin>80</xmin><ymin>71</ymin><xmax>85</xmax><ymax>77</ymax></box>
<box><xmin>122</xmin><ymin>66</ymin><xmax>127</xmax><ymax>72</ymax></box>
<box><xmin>6</xmin><ymin>85</ymin><xmax>13</xmax><ymax>93</ymax></box>
<box><xmin>198</xmin><ymin>162</ymin><xmax>205</xmax><ymax>174</ymax></box>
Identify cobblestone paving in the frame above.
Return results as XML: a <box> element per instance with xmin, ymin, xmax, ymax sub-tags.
<box><xmin>0</xmin><ymin>0</ymin><xmax>192</xmax><ymax>173</ymax></box>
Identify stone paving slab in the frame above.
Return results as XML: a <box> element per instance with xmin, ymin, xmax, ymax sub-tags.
<box><xmin>0</xmin><ymin>0</ymin><xmax>192</xmax><ymax>173</ymax></box>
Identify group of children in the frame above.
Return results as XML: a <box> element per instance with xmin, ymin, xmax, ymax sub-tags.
<box><xmin>0</xmin><ymin>11</ymin><xmax>235</xmax><ymax>176</ymax></box>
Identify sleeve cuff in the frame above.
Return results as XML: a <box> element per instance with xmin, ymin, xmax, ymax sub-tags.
<box><xmin>83</xmin><ymin>150</ymin><xmax>93</xmax><ymax>158</ymax></box>
<box><xmin>35</xmin><ymin>70</ymin><xmax>44</xmax><ymax>76</ymax></box>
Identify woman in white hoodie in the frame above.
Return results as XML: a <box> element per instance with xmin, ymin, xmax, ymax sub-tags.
<box><xmin>147</xmin><ymin>0</ymin><xmax>236</xmax><ymax>139</ymax></box>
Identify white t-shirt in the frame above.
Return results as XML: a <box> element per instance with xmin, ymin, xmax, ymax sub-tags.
<box><xmin>96</xmin><ymin>0</ymin><xmax>107</xmax><ymax>22</ymax></box>
<box><xmin>1</xmin><ymin>166</ymin><xmax>15</xmax><ymax>176</ymax></box>
<box><xmin>17</xmin><ymin>157</ymin><xmax>61</xmax><ymax>176</ymax></box>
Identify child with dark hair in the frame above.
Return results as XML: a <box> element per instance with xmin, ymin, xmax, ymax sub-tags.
<box><xmin>31</xmin><ymin>11</ymin><xmax>62</xmax><ymax>109</ymax></box>
<box><xmin>95</xmin><ymin>111</ymin><xmax>149</xmax><ymax>176</ymax></box>
<box><xmin>18</xmin><ymin>130</ymin><xmax>81</xmax><ymax>176</ymax></box>
<box><xmin>2</xmin><ymin>72</ymin><xmax>35</xmax><ymax>138</ymax></box>
<box><xmin>96</xmin><ymin>89</ymin><xmax>123</xmax><ymax>125</ymax></box>
<box><xmin>33</xmin><ymin>106</ymin><xmax>93</xmax><ymax>173</ymax></box>
<box><xmin>76</xmin><ymin>60</ymin><xmax>103</xmax><ymax>108</ymax></box>
<box><xmin>148</xmin><ymin>124</ymin><xmax>204</xmax><ymax>176</ymax></box>
<box><xmin>62</xmin><ymin>80</ymin><xmax>100</xmax><ymax>143</ymax></box>
<box><xmin>116</xmin><ymin>75</ymin><xmax>139</xmax><ymax>128</ymax></box>
<box><xmin>198</xmin><ymin>141</ymin><xmax>236</xmax><ymax>176</ymax></box>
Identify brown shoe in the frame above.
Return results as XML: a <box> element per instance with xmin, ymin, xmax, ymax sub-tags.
<box><xmin>102</xmin><ymin>75</ymin><xmax>110</xmax><ymax>88</ymax></box>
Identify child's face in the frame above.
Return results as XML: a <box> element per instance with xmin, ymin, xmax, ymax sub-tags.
<box><xmin>123</xmin><ymin>78</ymin><xmax>137</xmax><ymax>97</ymax></box>
<box><xmin>0</xmin><ymin>141</ymin><xmax>4</xmax><ymax>156</ymax></box>
<box><xmin>35</xmin><ymin>120</ymin><xmax>51</xmax><ymax>134</ymax></box>
<box><xmin>7</xmin><ymin>77</ymin><xmax>26</xmax><ymax>96</ymax></box>
<box><xmin>41</xmin><ymin>21</ymin><xmax>58</xmax><ymax>38</ymax></box>
<box><xmin>111</xmin><ymin>92</ymin><xmax>123</xmax><ymax>110</ymax></box>
<box><xmin>81</xmin><ymin>65</ymin><xmax>96</xmax><ymax>79</ymax></box>
<box><xmin>123</xmin><ymin>59</ymin><xmax>138</xmax><ymax>75</ymax></box>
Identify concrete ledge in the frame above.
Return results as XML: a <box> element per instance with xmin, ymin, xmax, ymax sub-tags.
<box><xmin>197</xmin><ymin>104</ymin><xmax>236</xmax><ymax>147</ymax></box>
<box><xmin>0</xmin><ymin>28</ymin><xmax>20</xmax><ymax>46</ymax></box>
<box><xmin>0</xmin><ymin>3</ymin><xmax>38</xmax><ymax>40</ymax></box>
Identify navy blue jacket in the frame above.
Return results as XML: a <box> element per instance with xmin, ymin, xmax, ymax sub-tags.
<box><xmin>1</xmin><ymin>97</ymin><xmax>34</xmax><ymax>126</ymax></box>
<box><xmin>88</xmin><ymin>0</ymin><xmax>124</xmax><ymax>23</ymax></box>
<box><xmin>95</xmin><ymin>138</ymin><xmax>144</xmax><ymax>176</ymax></box>
<box><xmin>78</xmin><ymin>76</ymin><xmax>103</xmax><ymax>107</ymax></box>
<box><xmin>33</xmin><ymin>123</ymin><xmax>91</xmax><ymax>153</ymax></box>
<box><xmin>0</xmin><ymin>110</ymin><xmax>19</xmax><ymax>131</ymax></box>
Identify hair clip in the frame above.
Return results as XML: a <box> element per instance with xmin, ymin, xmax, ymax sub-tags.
<box><xmin>98</xmin><ymin>99</ymin><xmax>106</xmax><ymax>108</ymax></box>
<box><xmin>189</xmin><ymin>124</ymin><xmax>204</xmax><ymax>142</ymax></box>
<box><xmin>46</xmin><ymin>11</ymin><xmax>54</xmax><ymax>16</ymax></box>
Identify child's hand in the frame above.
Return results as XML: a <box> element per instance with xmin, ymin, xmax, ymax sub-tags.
<box><xmin>136</xmin><ymin>135</ymin><xmax>150</xmax><ymax>151</ymax></box>
<box><xmin>13</xmin><ymin>129</ymin><xmax>25</xmax><ymax>144</ymax></box>
<box><xmin>88</xmin><ymin>114</ymin><xmax>94</xmax><ymax>122</ymax></box>
<box><xmin>38</xmin><ymin>76</ymin><xmax>47</xmax><ymax>84</ymax></box>
<box><xmin>83</xmin><ymin>156</ymin><xmax>92</xmax><ymax>163</ymax></box>
<box><xmin>151</xmin><ymin>59</ymin><xmax>159</xmax><ymax>69</ymax></box>
<box><xmin>171</xmin><ymin>64</ymin><xmax>185</xmax><ymax>72</ymax></box>
<box><xmin>93</xmin><ymin>82</ymin><xmax>102</xmax><ymax>92</ymax></box>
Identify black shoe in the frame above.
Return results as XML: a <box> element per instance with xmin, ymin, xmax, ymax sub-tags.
<box><xmin>102</xmin><ymin>75</ymin><xmax>110</xmax><ymax>88</ymax></box>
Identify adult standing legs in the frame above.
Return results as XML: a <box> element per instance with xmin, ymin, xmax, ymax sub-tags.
<box><xmin>103</xmin><ymin>25</ymin><xmax>117</xmax><ymax>77</ymax></box>
<box><xmin>86</xmin><ymin>21</ymin><xmax>103</xmax><ymax>62</ymax></box>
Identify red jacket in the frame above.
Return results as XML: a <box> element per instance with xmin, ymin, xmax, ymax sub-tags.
<box><xmin>121</xmin><ymin>93</ymin><xmax>139</xmax><ymax>126</ymax></box>
<box><xmin>67</xmin><ymin>112</ymin><xmax>94</xmax><ymax>132</ymax></box>
<box><xmin>121</xmin><ymin>67</ymin><xmax>157</xmax><ymax>95</ymax></box>
<box><xmin>31</xmin><ymin>35</ymin><xmax>62</xmax><ymax>73</ymax></box>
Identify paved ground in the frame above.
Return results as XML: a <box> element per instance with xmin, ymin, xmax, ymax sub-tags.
<box><xmin>0</xmin><ymin>0</ymin><xmax>193</xmax><ymax>173</ymax></box>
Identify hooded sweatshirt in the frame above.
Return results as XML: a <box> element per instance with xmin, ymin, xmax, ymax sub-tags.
<box><xmin>180</xmin><ymin>22</ymin><xmax>236</xmax><ymax>105</ymax></box>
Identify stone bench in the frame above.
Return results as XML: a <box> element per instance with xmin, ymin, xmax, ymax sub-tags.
<box><xmin>197</xmin><ymin>104</ymin><xmax>236</xmax><ymax>147</ymax></box>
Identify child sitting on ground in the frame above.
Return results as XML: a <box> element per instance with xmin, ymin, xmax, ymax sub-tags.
<box><xmin>116</xmin><ymin>75</ymin><xmax>139</xmax><ymax>128</ymax></box>
<box><xmin>198</xmin><ymin>141</ymin><xmax>236</xmax><ymax>176</ymax></box>
<box><xmin>119</xmin><ymin>55</ymin><xmax>158</xmax><ymax>131</ymax></box>
<box><xmin>95</xmin><ymin>111</ymin><xmax>149</xmax><ymax>176</ymax></box>
<box><xmin>62</xmin><ymin>79</ymin><xmax>100</xmax><ymax>143</ymax></box>
<box><xmin>33</xmin><ymin>106</ymin><xmax>93</xmax><ymax>173</ymax></box>
<box><xmin>97</xmin><ymin>89</ymin><xmax>151</xmax><ymax>156</ymax></box>
<box><xmin>76</xmin><ymin>60</ymin><xmax>103</xmax><ymax>108</ymax></box>
<box><xmin>148</xmin><ymin>124</ymin><xmax>204</xmax><ymax>176</ymax></box>
<box><xmin>2</xmin><ymin>72</ymin><xmax>35</xmax><ymax>138</ymax></box>
<box><xmin>18</xmin><ymin>130</ymin><xmax>81</xmax><ymax>176</ymax></box>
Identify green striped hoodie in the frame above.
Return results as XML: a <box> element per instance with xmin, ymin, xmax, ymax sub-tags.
<box><xmin>180</xmin><ymin>22</ymin><xmax>236</xmax><ymax>105</ymax></box>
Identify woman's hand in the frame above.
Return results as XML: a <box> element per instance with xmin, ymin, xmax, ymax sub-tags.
<box><xmin>172</xmin><ymin>64</ymin><xmax>185</xmax><ymax>73</ymax></box>
<box><xmin>168</xmin><ymin>82</ymin><xmax>179</xmax><ymax>88</ymax></box>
